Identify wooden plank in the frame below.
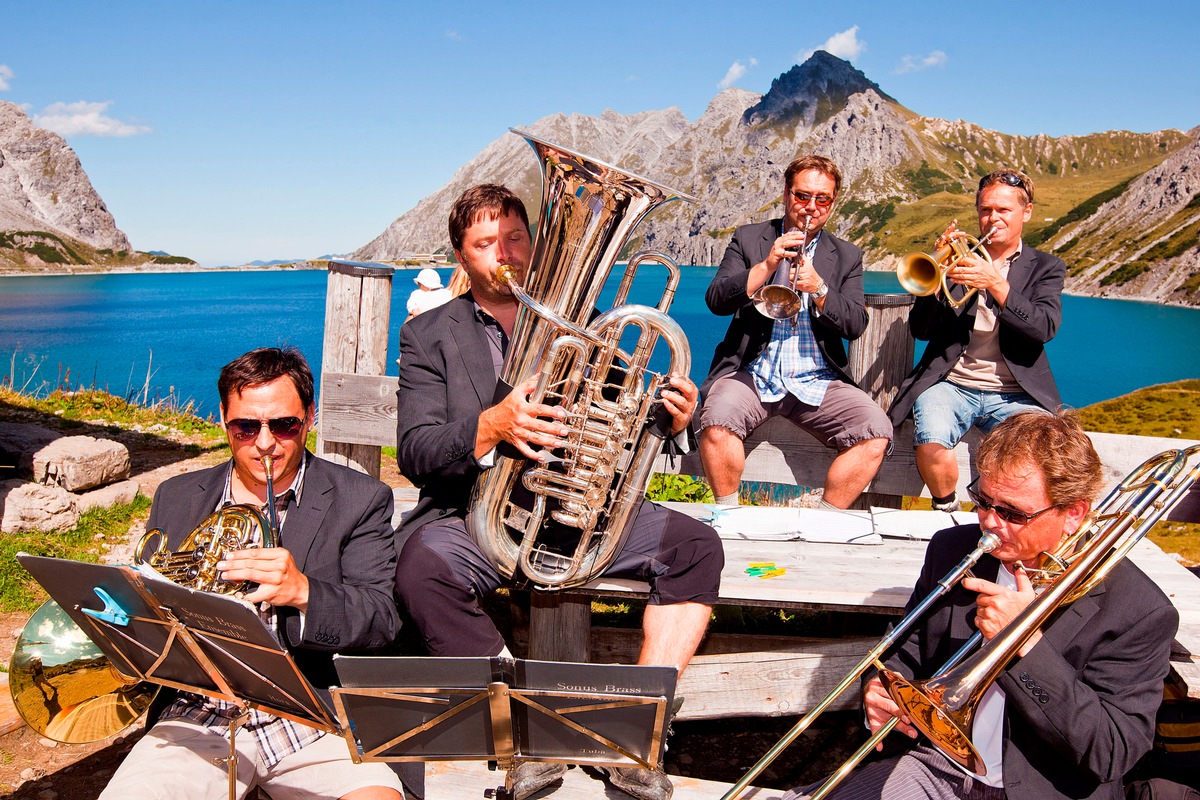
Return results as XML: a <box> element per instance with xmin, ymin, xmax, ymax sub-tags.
<box><xmin>528</xmin><ymin>592</ymin><xmax>592</xmax><ymax>663</ymax></box>
<box><xmin>320</xmin><ymin>372</ymin><xmax>398</xmax><ymax>447</ymax></box>
<box><xmin>424</xmin><ymin>759</ymin><xmax>778</xmax><ymax>799</ymax></box>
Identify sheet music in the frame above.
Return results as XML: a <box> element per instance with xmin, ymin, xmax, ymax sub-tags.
<box><xmin>870</xmin><ymin>507</ymin><xmax>978</xmax><ymax>540</ymax></box>
<box><xmin>700</xmin><ymin>506</ymin><xmax>880</xmax><ymax>545</ymax></box>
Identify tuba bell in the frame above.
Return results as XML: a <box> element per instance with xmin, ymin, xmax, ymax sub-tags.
<box><xmin>898</xmin><ymin>224</ymin><xmax>997</xmax><ymax>309</ymax></box>
<box><xmin>9</xmin><ymin>456</ymin><xmax>282</xmax><ymax>742</ymax></box>
<box><xmin>466</xmin><ymin>130</ymin><xmax>695</xmax><ymax>591</ymax></box>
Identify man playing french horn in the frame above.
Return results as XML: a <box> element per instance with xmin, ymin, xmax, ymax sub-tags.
<box><xmin>100</xmin><ymin>347</ymin><xmax>406</xmax><ymax>800</ymax></box>
<box><xmin>785</xmin><ymin>411</ymin><xmax>1178</xmax><ymax>800</ymax></box>
<box><xmin>393</xmin><ymin>184</ymin><xmax>724</xmax><ymax>800</ymax></box>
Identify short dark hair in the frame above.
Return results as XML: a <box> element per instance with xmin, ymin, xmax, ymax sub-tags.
<box><xmin>448</xmin><ymin>184</ymin><xmax>531</xmax><ymax>251</ymax></box>
<box><xmin>784</xmin><ymin>155</ymin><xmax>842</xmax><ymax>198</ymax></box>
<box><xmin>976</xmin><ymin>410</ymin><xmax>1103</xmax><ymax>508</ymax></box>
<box><xmin>218</xmin><ymin>347</ymin><xmax>314</xmax><ymax>411</ymax></box>
<box><xmin>977</xmin><ymin>169</ymin><xmax>1034</xmax><ymax>205</ymax></box>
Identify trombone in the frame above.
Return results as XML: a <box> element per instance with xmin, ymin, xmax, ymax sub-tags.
<box><xmin>898</xmin><ymin>224</ymin><xmax>998</xmax><ymax>309</ymax></box>
<box><xmin>722</xmin><ymin>444</ymin><xmax>1200</xmax><ymax>799</ymax></box>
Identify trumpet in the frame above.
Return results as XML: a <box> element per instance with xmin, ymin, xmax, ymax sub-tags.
<box><xmin>898</xmin><ymin>224</ymin><xmax>997</xmax><ymax>309</ymax></box>
<box><xmin>753</xmin><ymin>215</ymin><xmax>811</xmax><ymax>321</ymax></box>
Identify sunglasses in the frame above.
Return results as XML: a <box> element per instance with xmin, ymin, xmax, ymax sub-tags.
<box><xmin>979</xmin><ymin>172</ymin><xmax>1029</xmax><ymax>194</ymax></box>
<box><xmin>966</xmin><ymin>478</ymin><xmax>1058</xmax><ymax>526</ymax></box>
<box><xmin>225</xmin><ymin>416</ymin><xmax>305</xmax><ymax>442</ymax></box>
<box><xmin>789</xmin><ymin>190</ymin><xmax>835</xmax><ymax>207</ymax></box>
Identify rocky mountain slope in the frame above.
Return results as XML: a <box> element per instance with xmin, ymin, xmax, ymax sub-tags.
<box><xmin>0</xmin><ymin>102</ymin><xmax>138</xmax><ymax>269</ymax></box>
<box><xmin>354</xmin><ymin>51</ymin><xmax>1198</xmax><ymax>306</ymax></box>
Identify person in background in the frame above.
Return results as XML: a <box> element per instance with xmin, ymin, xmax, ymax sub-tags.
<box><xmin>405</xmin><ymin>267</ymin><xmax>453</xmax><ymax>321</ymax></box>
<box><xmin>888</xmin><ymin>169</ymin><xmax>1065</xmax><ymax>512</ymax></box>
<box><xmin>699</xmin><ymin>154</ymin><xmax>892</xmax><ymax>508</ymax></box>
<box><xmin>99</xmin><ymin>347</ymin><xmax>406</xmax><ymax>800</ymax></box>
<box><xmin>393</xmin><ymin>183</ymin><xmax>723</xmax><ymax>800</ymax></box>
<box><xmin>785</xmin><ymin>411</ymin><xmax>1177</xmax><ymax>800</ymax></box>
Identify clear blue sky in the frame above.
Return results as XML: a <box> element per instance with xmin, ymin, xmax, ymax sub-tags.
<box><xmin>2</xmin><ymin>0</ymin><xmax>1197</xmax><ymax>267</ymax></box>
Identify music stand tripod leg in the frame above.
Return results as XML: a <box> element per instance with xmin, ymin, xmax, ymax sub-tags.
<box><xmin>212</xmin><ymin>704</ymin><xmax>253</xmax><ymax>800</ymax></box>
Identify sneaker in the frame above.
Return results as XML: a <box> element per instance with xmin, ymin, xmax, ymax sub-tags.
<box><xmin>510</xmin><ymin>761</ymin><xmax>567</xmax><ymax>800</ymax></box>
<box><xmin>595</xmin><ymin>764</ymin><xmax>674</xmax><ymax>800</ymax></box>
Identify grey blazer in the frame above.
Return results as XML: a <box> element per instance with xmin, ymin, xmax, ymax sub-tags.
<box><xmin>145</xmin><ymin>453</ymin><xmax>400</xmax><ymax>692</ymax></box>
<box><xmin>881</xmin><ymin>525</ymin><xmax>1177</xmax><ymax>800</ymax></box>
<box><xmin>701</xmin><ymin>218</ymin><xmax>869</xmax><ymax>398</ymax></box>
<box><xmin>887</xmin><ymin>244</ymin><xmax>1065</xmax><ymax>425</ymax></box>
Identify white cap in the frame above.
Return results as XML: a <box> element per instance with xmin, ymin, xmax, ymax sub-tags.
<box><xmin>414</xmin><ymin>268</ymin><xmax>443</xmax><ymax>289</ymax></box>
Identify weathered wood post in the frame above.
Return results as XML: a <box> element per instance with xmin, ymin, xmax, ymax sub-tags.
<box><xmin>317</xmin><ymin>261</ymin><xmax>393</xmax><ymax>479</ymax></box>
<box><xmin>847</xmin><ymin>292</ymin><xmax>915</xmax><ymax>508</ymax></box>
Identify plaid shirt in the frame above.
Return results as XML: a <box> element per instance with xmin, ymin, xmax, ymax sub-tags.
<box><xmin>748</xmin><ymin>231</ymin><xmax>836</xmax><ymax>406</ymax></box>
<box><xmin>161</xmin><ymin>457</ymin><xmax>323</xmax><ymax>767</ymax></box>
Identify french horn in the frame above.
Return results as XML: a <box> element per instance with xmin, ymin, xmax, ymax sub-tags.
<box><xmin>466</xmin><ymin>130</ymin><xmax>695</xmax><ymax>591</ymax></box>
<box><xmin>9</xmin><ymin>456</ymin><xmax>281</xmax><ymax>742</ymax></box>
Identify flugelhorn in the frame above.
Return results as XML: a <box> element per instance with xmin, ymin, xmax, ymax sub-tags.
<box><xmin>466</xmin><ymin>129</ymin><xmax>694</xmax><ymax>591</ymax></box>
<box><xmin>898</xmin><ymin>224</ymin><xmax>997</xmax><ymax>309</ymax></box>
<box><xmin>753</xmin><ymin>215</ymin><xmax>811</xmax><ymax>321</ymax></box>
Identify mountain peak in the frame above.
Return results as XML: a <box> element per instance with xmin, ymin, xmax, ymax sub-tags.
<box><xmin>742</xmin><ymin>50</ymin><xmax>893</xmax><ymax>128</ymax></box>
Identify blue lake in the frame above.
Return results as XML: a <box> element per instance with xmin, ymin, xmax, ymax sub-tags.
<box><xmin>1</xmin><ymin>267</ymin><xmax>1198</xmax><ymax>416</ymax></box>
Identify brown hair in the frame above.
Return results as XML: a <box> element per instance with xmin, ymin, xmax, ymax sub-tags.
<box><xmin>976</xmin><ymin>410</ymin><xmax>1103</xmax><ymax>508</ymax></box>
<box><xmin>977</xmin><ymin>169</ymin><xmax>1034</xmax><ymax>205</ymax></box>
<box><xmin>784</xmin><ymin>155</ymin><xmax>842</xmax><ymax>198</ymax></box>
<box><xmin>448</xmin><ymin>184</ymin><xmax>530</xmax><ymax>251</ymax></box>
<box><xmin>218</xmin><ymin>347</ymin><xmax>314</xmax><ymax>411</ymax></box>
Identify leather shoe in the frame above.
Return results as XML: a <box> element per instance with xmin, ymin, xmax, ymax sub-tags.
<box><xmin>596</xmin><ymin>764</ymin><xmax>674</xmax><ymax>800</ymax></box>
<box><xmin>510</xmin><ymin>761</ymin><xmax>567</xmax><ymax>800</ymax></box>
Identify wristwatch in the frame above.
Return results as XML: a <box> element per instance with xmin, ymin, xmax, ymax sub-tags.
<box><xmin>813</xmin><ymin>282</ymin><xmax>829</xmax><ymax>299</ymax></box>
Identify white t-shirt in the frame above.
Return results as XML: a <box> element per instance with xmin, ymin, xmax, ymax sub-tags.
<box><xmin>407</xmin><ymin>287</ymin><xmax>453</xmax><ymax>316</ymax></box>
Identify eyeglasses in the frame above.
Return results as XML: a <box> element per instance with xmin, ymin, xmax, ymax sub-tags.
<box><xmin>789</xmin><ymin>190</ymin><xmax>834</xmax><ymax>207</ymax></box>
<box><xmin>966</xmin><ymin>478</ymin><xmax>1058</xmax><ymax>526</ymax></box>
<box><xmin>225</xmin><ymin>417</ymin><xmax>305</xmax><ymax>442</ymax></box>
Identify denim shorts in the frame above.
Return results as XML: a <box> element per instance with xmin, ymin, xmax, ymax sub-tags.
<box><xmin>912</xmin><ymin>381</ymin><xmax>1046</xmax><ymax>449</ymax></box>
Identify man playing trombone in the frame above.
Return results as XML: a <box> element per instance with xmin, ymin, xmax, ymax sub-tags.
<box><xmin>888</xmin><ymin>170</ymin><xmax>1065</xmax><ymax>512</ymax></box>
<box><xmin>786</xmin><ymin>411</ymin><xmax>1178</xmax><ymax>800</ymax></box>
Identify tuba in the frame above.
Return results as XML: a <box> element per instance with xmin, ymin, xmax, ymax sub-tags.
<box><xmin>466</xmin><ymin>130</ymin><xmax>695</xmax><ymax>591</ymax></box>
<box><xmin>9</xmin><ymin>456</ymin><xmax>281</xmax><ymax>742</ymax></box>
<box><xmin>898</xmin><ymin>224</ymin><xmax>997</xmax><ymax>309</ymax></box>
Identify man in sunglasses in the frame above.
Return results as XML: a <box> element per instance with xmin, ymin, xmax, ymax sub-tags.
<box><xmin>889</xmin><ymin>169</ymin><xmax>1065</xmax><ymax>513</ymax></box>
<box><xmin>785</xmin><ymin>411</ymin><xmax>1177</xmax><ymax>800</ymax></box>
<box><xmin>699</xmin><ymin>154</ymin><xmax>892</xmax><ymax>508</ymax></box>
<box><xmin>100</xmin><ymin>347</ymin><xmax>408</xmax><ymax>800</ymax></box>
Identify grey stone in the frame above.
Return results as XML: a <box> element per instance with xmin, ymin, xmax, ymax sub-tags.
<box><xmin>0</xmin><ymin>422</ymin><xmax>61</xmax><ymax>475</ymax></box>
<box><xmin>1</xmin><ymin>479</ymin><xmax>80</xmax><ymax>533</ymax></box>
<box><xmin>32</xmin><ymin>435</ymin><xmax>130</xmax><ymax>492</ymax></box>
<box><xmin>75</xmin><ymin>478</ymin><xmax>141</xmax><ymax>513</ymax></box>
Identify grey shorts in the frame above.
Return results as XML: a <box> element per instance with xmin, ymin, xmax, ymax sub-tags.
<box><xmin>698</xmin><ymin>371</ymin><xmax>892</xmax><ymax>450</ymax></box>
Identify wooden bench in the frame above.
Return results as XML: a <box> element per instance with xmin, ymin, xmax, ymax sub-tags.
<box><xmin>321</xmin><ymin>260</ymin><xmax>1200</xmax><ymax>720</ymax></box>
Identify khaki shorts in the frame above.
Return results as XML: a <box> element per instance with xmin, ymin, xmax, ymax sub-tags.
<box><xmin>698</xmin><ymin>371</ymin><xmax>892</xmax><ymax>450</ymax></box>
<box><xmin>98</xmin><ymin>720</ymin><xmax>404</xmax><ymax>800</ymax></box>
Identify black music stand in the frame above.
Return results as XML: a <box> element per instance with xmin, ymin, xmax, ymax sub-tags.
<box><xmin>17</xmin><ymin>554</ymin><xmax>339</xmax><ymax>800</ymax></box>
<box><xmin>331</xmin><ymin>656</ymin><xmax>677</xmax><ymax>800</ymax></box>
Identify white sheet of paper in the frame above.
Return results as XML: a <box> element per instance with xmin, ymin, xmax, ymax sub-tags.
<box><xmin>701</xmin><ymin>505</ymin><xmax>881</xmax><ymax>545</ymax></box>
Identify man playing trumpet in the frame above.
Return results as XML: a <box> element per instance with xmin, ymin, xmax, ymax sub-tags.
<box><xmin>889</xmin><ymin>170</ymin><xmax>1066</xmax><ymax>512</ymax></box>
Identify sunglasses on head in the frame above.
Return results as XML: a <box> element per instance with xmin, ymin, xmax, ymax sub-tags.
<box><xmin>966</xmin><ymin>477</ymin><xmax>1058</xmax><ymax>526</ymax></box>
<box><xmin>979</xmin><ymin>172</ymin><xmax>1028</xmax><ymax>194</ymax></box>
<box><xmin>225</xmin><ymin>416</ymin><xmax>305</xmax><ymax>442</ymax></box>
<box><xmin>789</xmin><ymin>190</ymin><xmax>835</xmax><ymax>207</ymax></box>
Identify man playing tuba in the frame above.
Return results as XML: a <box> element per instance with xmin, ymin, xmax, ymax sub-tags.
<box><xmin>393</xmin><ymin>184</ymin><xmax>724</xmax><ymax>800</ymax></box>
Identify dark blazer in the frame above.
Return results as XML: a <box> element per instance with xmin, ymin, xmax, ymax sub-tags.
<box><xmin>701</xmin><ymin>218</ymin><xmax>869</xmax><ymax>399</ymax></box>
<box><xmin>881</xmin><ymin>525</ymin><xmax>1177</xmax><ymax>800</ymax></box>
<box><xmin>145</xmin><ymin>453</ymin><xmax>400</xmax><ymax>694</ymax></box>
<box><xmin>394</xmin><ymin>292</ymin><xmax>497</xmax><ymax>548</ymax></box>
<box><xmin>887</xmin><ymin>244</ymin><xmax>1065</xmax><ymax>425</ymax></box>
